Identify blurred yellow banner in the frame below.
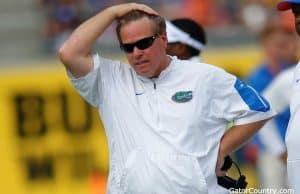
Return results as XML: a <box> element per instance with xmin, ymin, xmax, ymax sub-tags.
<box><xmin>202</xmin><ymin>46</ymin><xmax>263</xmax><ymax>78</ymax></box>
<box><xmin>0</xmin><ymin>65</ymin><xmax>108</xmax><ymax>194</ymax></box>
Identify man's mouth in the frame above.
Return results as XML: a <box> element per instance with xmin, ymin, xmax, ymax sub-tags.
<box><xmin>135</xmin><ymin>60</ymin><xmax>148</xmax><ymax>66</ymax></box>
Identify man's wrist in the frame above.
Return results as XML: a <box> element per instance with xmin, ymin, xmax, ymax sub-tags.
<box><xmin>219</xmin><ymin>143</ymin><xmax>229</xmax><ymax>158</ymax></box>
<box><xmin>105</xmin><ymin>6</ymin><xmax>119</xmax><ymax>19</ymax></box>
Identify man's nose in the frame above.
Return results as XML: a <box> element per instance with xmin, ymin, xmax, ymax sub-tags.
<box><xmin>132</xmin><ymin>46</ymin><xmax>144</xmax><ymax>57</ymax></box>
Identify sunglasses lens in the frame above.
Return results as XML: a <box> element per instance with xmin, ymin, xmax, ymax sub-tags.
<box><xmin>120</xmin><ymin>44</ymin><xmax>134</xmax><ymax>53</ymax></box>
<box><xmin>120</xmin><ymin>36</ymin><xmax>156</xmax><ymax>53</ymax></box>
<box><xmin>136</xmin><ymin>36</ymin><xmax>155</xmax><ymax>50</ymax></box>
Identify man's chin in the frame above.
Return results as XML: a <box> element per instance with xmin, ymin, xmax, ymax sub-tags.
<box><xmin>136</xmin><ymin>70</ymin><xmax>153</xmax><ymax>78</ymax></box>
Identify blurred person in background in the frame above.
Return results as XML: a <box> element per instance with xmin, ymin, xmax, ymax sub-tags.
<box><xmin>244</xmin><ymin>23</ymin><xmax>298</xmax><ymax>189</ymax></box>
<box><xmin>277</xmin><ymin>0</ymin><xmax>300</xmax><ymax>192</ymax></box>
<box><xmin>241</xmin><ymin>0</ymin><xmax>269</xmax><ymax>33</ymax></box>
<box><xmin>258</xmin><ymin>65</ymin><xmax>296</xmax><ymax>188</ymax></box>
<box><xmin>40</xmin><ymin>0</ymin><xmax>82</xmax><ymax>54</ymax></box>
<box><xmin>166</xmin><ymin>18</ymin><xmax>206</xmax><ymax>61</ymax></box>
<box><xmin>59</xmin><ymin>3</ymin><xmax>276</xmax><ymax>194</ymax></box>
<box><xmin>181</xmin><ymin>0</ymin><xmax>233</xmax><ymax>27</ymax></box>
<box><xmin>247</xmin><ymin>23</ymin><xmax>298</xmax><ymax>92</ymax></box>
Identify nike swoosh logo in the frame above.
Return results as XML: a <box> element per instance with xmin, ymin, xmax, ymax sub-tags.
<box><xmin>135</xmin><ymin>92</ymin><xmax>144</xmax><ymax>96</ymax></box>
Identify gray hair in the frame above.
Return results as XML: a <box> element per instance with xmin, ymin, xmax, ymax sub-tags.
<box><xmin>116</xmin><ymin>10</ymin><xmax>166</xmax><ymax>43</ymax></box>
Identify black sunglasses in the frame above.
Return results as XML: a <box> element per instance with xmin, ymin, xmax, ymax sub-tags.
<box><xmin>120</xmin><ymin>35</ymin><xmax>157</xmax><ymax>53</ymax></box>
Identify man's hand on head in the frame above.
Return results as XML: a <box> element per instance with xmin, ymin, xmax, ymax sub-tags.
<box><xmin>110</xmin><ymin>3</ymin><xmax>159</xmax><ymax>19</ymax></box>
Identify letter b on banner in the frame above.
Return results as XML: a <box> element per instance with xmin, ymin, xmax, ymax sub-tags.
<box><xmin>15</xmin><ymin>94</ymin><xmax>47</xmax><ymax>137</ymax></box>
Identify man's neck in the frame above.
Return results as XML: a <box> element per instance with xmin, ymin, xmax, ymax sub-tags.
<box><xmin>151</xmin><ymin>55</ymin><xmax>171</xmax><ymax>78</ymax></box>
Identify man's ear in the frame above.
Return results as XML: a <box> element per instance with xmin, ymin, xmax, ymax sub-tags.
<box><xmin>160</xmin><ymin>32</ymin><xmax>168</xmax><ymax>47</ymax></box>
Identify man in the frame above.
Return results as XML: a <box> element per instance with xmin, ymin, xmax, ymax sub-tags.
<box><xmin>59</xmin><ymin>3</ymin><xmax>275</xmax><ymax>194</ymax></box>
<box><xmin>166</xmin><ymin>18</ymin><xmax>206</xmax><ymax>61</ymax></box>
<box><xmin>277</xmin><ymin>1</ymin><xmax>300</xmax><ymax>192</ymax></box>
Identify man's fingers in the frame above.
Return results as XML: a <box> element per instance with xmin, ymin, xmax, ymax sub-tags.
<box><xmin>113</xmin><ymin>3</ymin><xmax>159</xmax><ymax>18</ymax></box>
<box><xmin>136</xmin><ymin>4</ymin><xmax>159</xmax><ymax>15</ymax></box>
<box><xmin>216</xmin><ymin>170</ymin><xmax>227</xmax><ymax>177</ymax></box>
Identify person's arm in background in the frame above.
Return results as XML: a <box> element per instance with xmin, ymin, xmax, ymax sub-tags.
<box><xmin>258</xmin><ymin>67</ymin><xmax>295</xmax><ymax>163</ymax></box>
<box><xmin>58</xmin><ymin>3</ymin><xmax>158</xmax><ymax>78</ymax></box>
<box><xmin>216</xmin><ymin>119</ymin><xmax>269</xmax><ymax>176</ymax></box>
<box><xmin>258</xmin><ymin>119</ymin><xmax>287</xmax><ymax>163</ymax></box>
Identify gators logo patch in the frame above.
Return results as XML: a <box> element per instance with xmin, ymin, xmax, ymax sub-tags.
<box><xmin>171</xmin><ymin>91</ymin><xmax>193</xmax><ymax>103</ymax></box>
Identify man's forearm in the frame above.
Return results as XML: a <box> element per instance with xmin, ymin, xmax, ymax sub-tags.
<box><xmin>60</xmin><ymin>7</ymin><xmax>117</xmax><ymax>59</ymax></box>
<box><xmin>219</xmin><ymin>119</ymin><xmax>269</xmax><ymax>156</ymax></box>
<box><xmin>216</xmin><ymin>119</ymin><xmax>270</xmax><ymax>176</ymax></box>
<box><xmin>59</xmin><ymin>6</ymin><xmax>117</xmax><ymax>77</ymax></box>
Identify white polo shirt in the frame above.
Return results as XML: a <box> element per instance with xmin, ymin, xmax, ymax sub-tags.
<box><xmin>68</xmin><ymin>54</ymin><xmax>275</xmax><ymax>194</ymax></box>
<box><xmin>285</xmin><ymin>62</ymin><xmax>300</xmax><ymax>192</ymax></box>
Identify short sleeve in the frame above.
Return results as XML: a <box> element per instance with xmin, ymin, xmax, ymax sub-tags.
<box><xmin>209</xmin><ymin>68</ymin><xmax>276</xmax><ymax>125</ymax></box>
<box><xmin>67</xmin><ymin>53</ymin><xmax>121</xmax><ymax>107</ymax></box>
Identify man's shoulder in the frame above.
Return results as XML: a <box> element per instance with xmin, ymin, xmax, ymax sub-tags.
<box><xmin>174</xmin><ymin>58</ymin><xmax>221</xmax><ymax>73</ymax></box>
<box><xmin>168</xmin><ymin>57</ymin><xmax>231</xmax><ymax>85</ymax></box>
<box><xmin>93</xmin><ymin>53</ymin><xmax>131</xmax><ymax>72</ymax></box>
<box><xmin>94</xmin><ymin>53</ymin><xmax>125</xmax><ymax>65</ymax></box>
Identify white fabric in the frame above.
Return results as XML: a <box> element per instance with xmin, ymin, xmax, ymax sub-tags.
<box><xmin>258</xmin><ymin>119</ymin><xmax>286</xmax><ymax>156</ymax></box>
<box><xmin>257</xmin><ymin>152</ymin><xmax>287</xmax><ymax>189</ymax></box>
<box><xmin>286</xmin><ymin>62</ymin><xmax>300</xmax><ymax>192</ymax></box>
<box><xmin>264</xmin><ymin>67</ymin><xmax>295</xmax><ymax>113</ymax></box>
<box><xmin>68</xmin><ymin>55</ymin><xmax>275</xmax><ymax>194</ymax></box>
<box><xmin>259</xmin><ymin>67</ymin><xmax>295</xmax><ymax>156</ymax></box>
<box><xmin>189</xmin><ymin>56</ymin><xmax>202</xmax><ymax>63</ymax></box>
<box><xmin>287</xmin><ymin>160</ymin><xmax>300</xmax><ymax>193</ymax></box>
<box><xmin>166</xmin><ymin>21</ymin><xmax>204</xmax><ymax>51</ymax></box>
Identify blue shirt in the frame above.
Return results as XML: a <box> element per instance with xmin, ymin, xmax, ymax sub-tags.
<box><xmin>247</xmin><ymin>64</ymin><xmax>290</xmax><ymax>150</ymax></box>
